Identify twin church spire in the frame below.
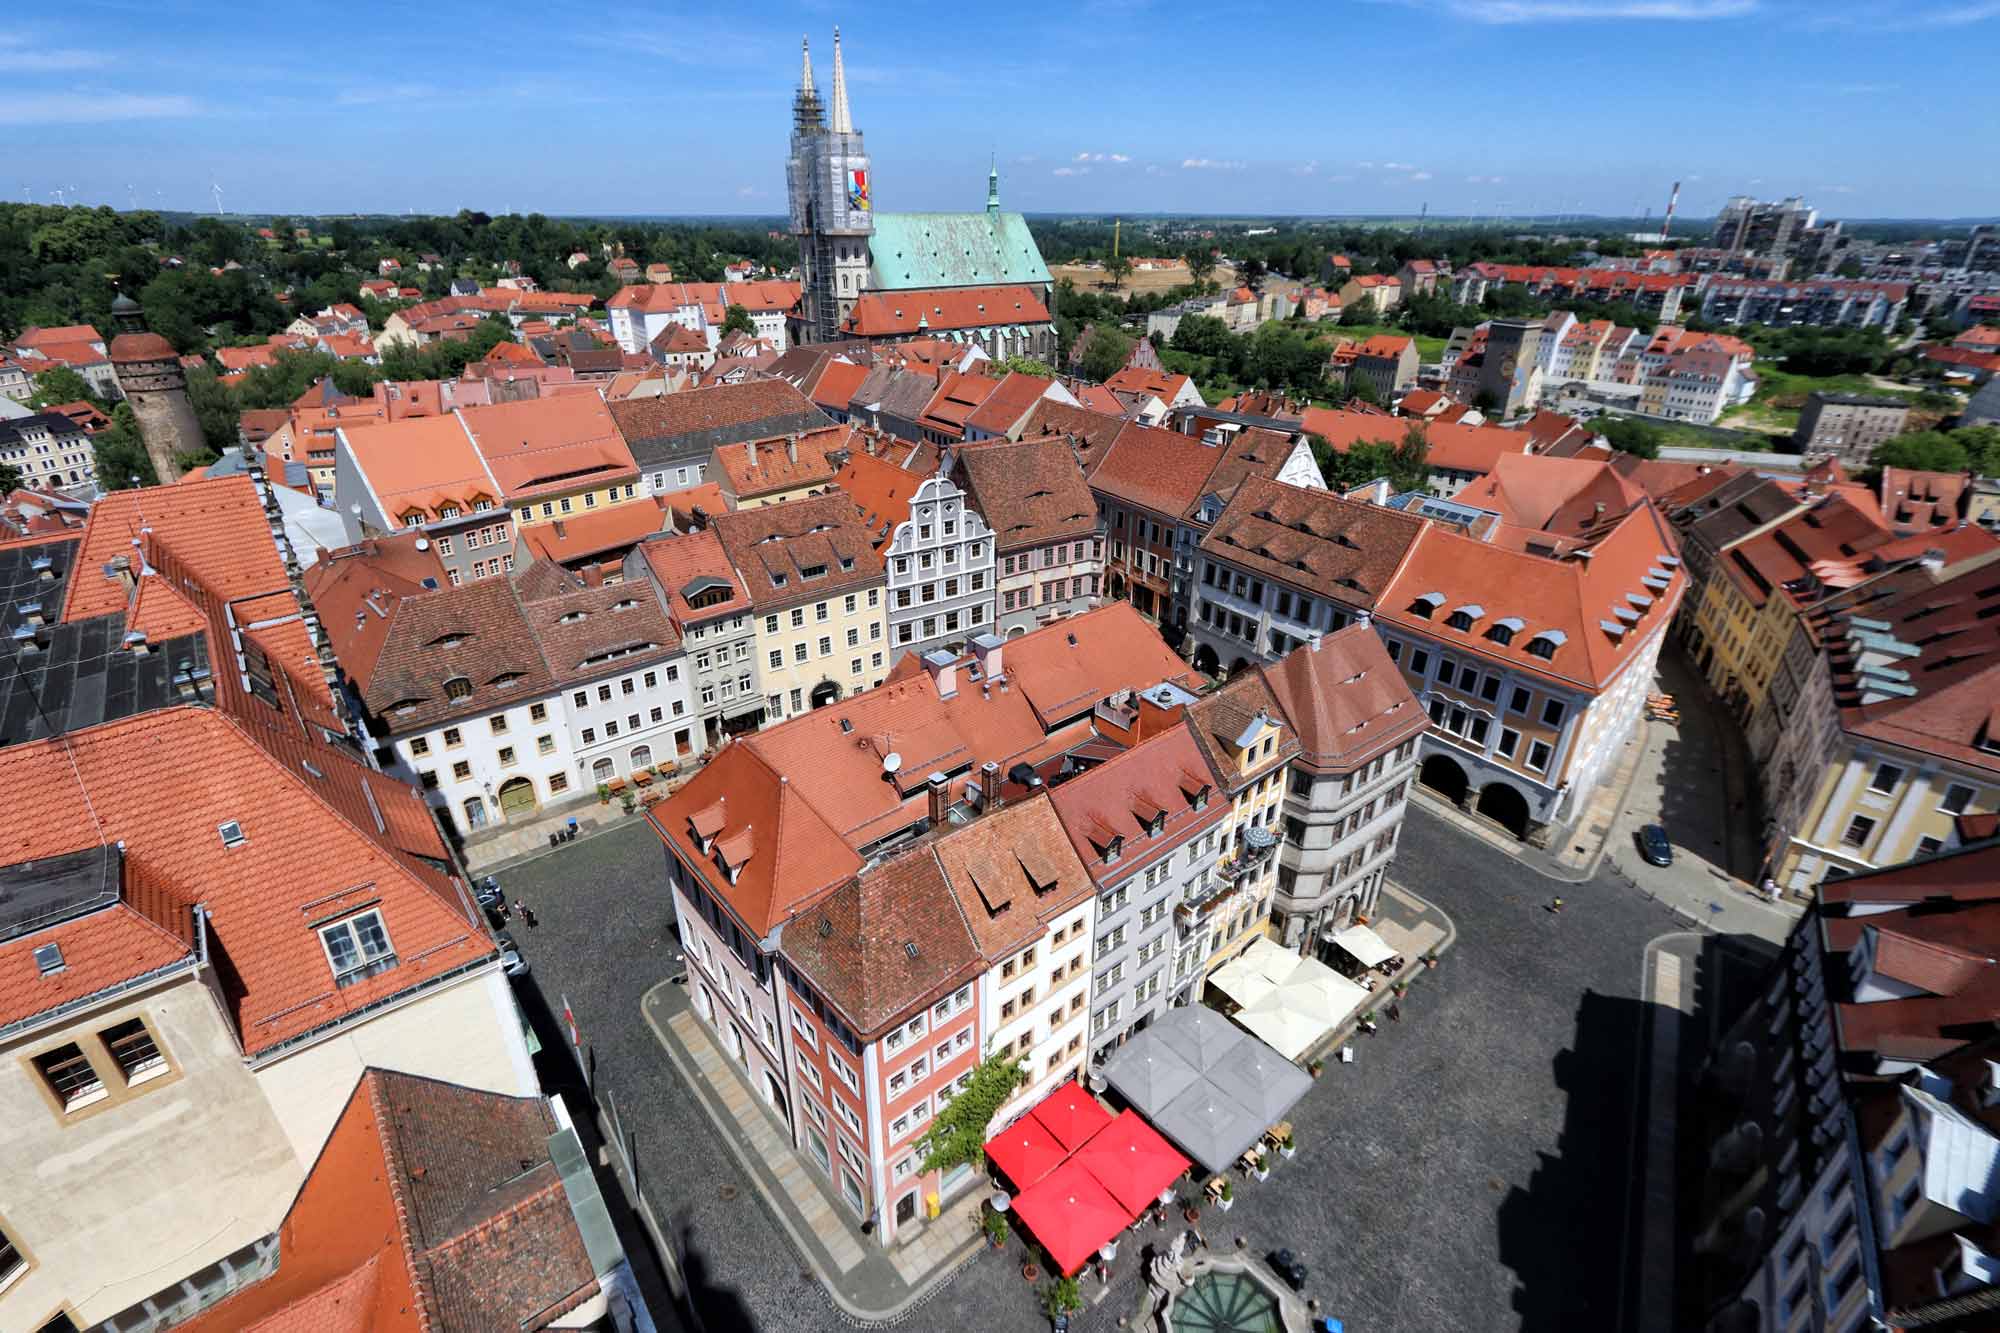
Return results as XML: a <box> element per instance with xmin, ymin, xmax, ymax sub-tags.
<box><xmin>793</xmin><ymin>29</ymin><xmax>852</xmax><ymax>136</ymax></box>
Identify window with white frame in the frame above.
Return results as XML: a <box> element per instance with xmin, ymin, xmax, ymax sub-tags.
<box><xmin>319</xmin><ymin>909</ymin><xmax>396</xmax><ymax>987</ymax></box>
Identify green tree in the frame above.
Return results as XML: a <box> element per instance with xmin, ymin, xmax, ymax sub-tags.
<box><xmin>184</xmin><ymin>366</ymin><xmax>237</xmax><ymax>458</ymax></box>
<box><xmin>91</xmin><ymin>403</ymin><xmax>159</xmax><ymax>490</ymax></box>
<box><xmin>1078</xmin><ymin>324</ymin><xmax>1134</xmax><ymax>383</ymax></box>
<box><xmin>1170</xmin><ymin>314</ymin><xmax>1233</xmax><ymax>360</ymax></box>
<box><xmin>1105</xmin><ymin>254</ymin><xmax>1133</xmax><ymax>291</ymax></box>
<box><xmin>1346</xmin><ymin>374</ymin><xmax>1380</xmax><ymax>405</ymax></box>
<box><xmin>1309</xmin><ymin>424</ymin><xmax>1430</xmax><ymax>494</ymax></box>
<box><xmin>27</xmin><ymin>366</ymin><xmax>99</xmax><ymax>408</ymax></box>
<box><xmin>1594</xmin><ymin>415</ymin><xmax>1662</xmax><ymax>460</ymax></box>
<box><xmin>721</xmin><ymin>303</ymin><xmax>755</xmax><ymax>336</ymax></box>
<box><xmin>1184</xmin><ymin>246</ymin><xmax>1217</xmax><ymax>289</ymax></box>
<box><xmin>986</xmin><ymin>354</ymin><xmax>1055</xmax><ymax>378</ymax></box>
<box><xmin>0</xmin><ymin>462</ymin><xmax>23</xmax><ymax>494</ymax></box>
<box><xmin>913</xmin><ymin>1054</ymin><xmax>1025</xmax><ymax>1175</ymax></box>
<box><xmin>1870</xmin><ymin>430</ymin><xmax>1970</xmax><ymax>475</ymax></box>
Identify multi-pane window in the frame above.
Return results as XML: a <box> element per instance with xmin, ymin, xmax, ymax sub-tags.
<box><xmin>34</xmin><ymin>1041</ymin><xmax>105</xmax><ymax>1111</ymax></box>
<box><xmin>320</xmin><ymin>909</ymin><xmax>396</xmax><ymax>987</ymax></box>
<box><xmin>102</xmin><ymin>1017</ymin><xmax>166</xmax><ymax>1082</ymax></box>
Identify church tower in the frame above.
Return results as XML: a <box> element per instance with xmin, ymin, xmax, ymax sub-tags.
<box><xmin>786</xmin><ymin>28</ymin><xmax>873</xmax><ymax>344</ymax></box>
<box><xmin>108</xmin><ymin>292</ymin><xmax>200</xmax><ymax>485</ymax></box>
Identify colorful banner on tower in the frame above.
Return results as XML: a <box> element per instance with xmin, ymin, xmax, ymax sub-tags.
<box><xmin>847</xmin><ymin>168</ymin><xmax>870</xmax><ymax>212</ymax></box>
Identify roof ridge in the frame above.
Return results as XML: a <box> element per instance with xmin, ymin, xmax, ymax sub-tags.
<box><xmin>368</xmin><ymin>1070</ymin><xmax>441</xmax><ymax>1333</ymax></box>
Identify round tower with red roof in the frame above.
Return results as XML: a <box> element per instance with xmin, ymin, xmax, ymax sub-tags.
<box><xmin>108</xmin><ymin>291</ymin><xmax>201</xmax><ymax>484</ymax></box>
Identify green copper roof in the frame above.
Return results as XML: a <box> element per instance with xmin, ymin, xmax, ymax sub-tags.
<box><xmin>867</xmin><ymin>211</ymin><xmax>1051</xmax><ymax>291</ymax></box>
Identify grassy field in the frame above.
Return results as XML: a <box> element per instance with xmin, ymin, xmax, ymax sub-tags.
<box><xmin>1720</xmin><ymin>367</ymin><xmax>1928</xmax><ymax>435</ymax></box>
<box><xmin>1050</xmin><ymin>262</ymin><xmax>1234</xmax><ymax>301</ymax></box>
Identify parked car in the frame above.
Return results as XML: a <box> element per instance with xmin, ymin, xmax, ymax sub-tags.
<box><xmin>474</xmin><ymin>877</ymin><xmax>504</xmax><ymax>912</ymax></box>
<box><xmin>1638</xmin><ymin>824</ymin><xmax>1673</xmax><ymax>868</ymax></box>
<box><xmin>492</xmin><ymin>931</ymin><xmax>530</xmax><ymax>977</ymax></box>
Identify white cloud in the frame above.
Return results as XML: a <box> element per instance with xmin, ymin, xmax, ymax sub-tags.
<box><xmin>1109</xmin><ymin>153</ymin><xmax>1130</xmax><ymax>163</ymax></box>
<box><xmin>1291</xmin><ymin>161</ymin><xmax>1319</xmax><ymax>176</ymax></box>
<box><xmin>1410</xmin><ymin>170</ymin><xmax>1434</xmax><ymax>181</ymax></box>
<box><xmin>1182</xmin><ymin>158</ymin><xmax>1246</xmax><ymax>169</ymax></box>
<box><xmin>1074</xmin><ymin>151</ymin><xmax>1130</xmax><ymax>163</ymax></box>
<box><xmin>1434</xmin><ymin>0</ymin><xmax>1756</xmax><ymax>20</ymax></box>
<box><xmin>0</xmin><ymin>36</ymin><xmax>106</xmax><ymax>72</ymax></box>
<box><xmin>1382</xmin><ymin>161</ymin><xmax>1417</xmax><ymax>171</ymax></box>
<box><xmin>1356</xmin><ymin>161</ymin><xmax>1376</xmax><ymax>169</ymax></box>
<box><xmin>1054</xmin><ymin>166</ymin><xmax>1090</xmax><ymax>176</ymax></box>
<box><xmin>1466</xmin><ymin>173</ymin><xmax>1507</xmax><ymax>184</ymax></box>
<box><xmin>1811</xmin><ymin>0</ymin><xmax>2000</xmax><ymax>27</ymax></box>
<box><xmin>1821</xmin><ymin>183</ymin><xmax>1857</xmax><ymax>194</ymax></box>
<box><xmin>736</xmin><ymin>185</ymin><xmax>762</xmax><ymax>197</ymax></box>
<box><xmin>0</xmin><ymin>93</ymin><xmax>200</xmax><ymax>125</ymax></box>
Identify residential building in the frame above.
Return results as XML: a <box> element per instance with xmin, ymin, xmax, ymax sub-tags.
<box><xmin>1372</xmin><ymin>471</ymin><xmax>1688</xmax><ymax>842</ymax></box>
<box><xmin>710</xmin><ymin>492</ymin><xmax>889</xmax><ymax>720</ymax></box>
<box><xmin>1794</xmin><ymin>392</ymin><xmax>1911</xmax><ymax>465</ymax></box>
<box><xmin>0</xmin><ymin>477</ymin><xmax>533</xmax><ymax>1332</ymax></box>
<box><xmin>1262</xmin><ymin>629</ymin><xmax>1425</xmax><ymax>949</ymax></box>
<box><xmin>1699</xmin><ymin>278</ymin><xmax>1910</xmax><ymax>329</ymax></box>
<box><xmin>710</xmin><ymin>424</ymin><xmax>857</xmax><ymax>509</ymax></box>
<box><xmin>453</xmin><ymin>395</ymin><xmax>644</xmax><ymax>531</ymax></box>
<box><xmin>1187</xmin><ymin>476</ymin><xmax>1426</xmax><ymax>678</ymax></box>
<box><xmin>309</xmin><ymin>538</ymin><xmax>699</xmax><ymax>836</ymax></box>
<box><xmin>1092</xmin><ymin>420</ymin><xmax>1325</xmax><ymax>634</ymax></box>
<box><xmin>1695</xmin><ymin>842</ymin><xmax>2000</xmax><ymax>1332</ymax></box>
<box><xmin>164</xmin><ymin>1069</ymin><xmax>638</xmax><ymax>1332</ymax></box>
<box><xmin>880</xmin><ymin>473</ymin><xmax>997</xmax><ymax>663</ymax></box>
<box><xmin>933</xmin><ymin>795</ymin><xmax>1098</xmax><ymax>1128</ymax></box>
<box><xmin>1102</xmin><ymin>366</ymin><xmax>1205</xmax><ymax>414</ymax></box>
<box><xmin>1879</xmin><ymin>468</ymin><xmax>2000</xmax><ymax>532</ymax></box>
<box><xmin>1396</xmin><ymin>258</ymin><xmax>1444</xmax><ymax>297</ymax></box>
<box><xmin>334</xmin><ymin>414</ymin><xmax>519</xmax><ymax>586</ymax></box>
<box><xmin>650</xmin><ymin>606</ymin><xmax>1198</xmax><ymax>1244</ymax></box>
<box><xmin>1181</xmin><ymin>671</ymin><xmax>1297</xmax><ymax>984</ymax></box>
<box><xmin>961</xmin><ymin>372</ymin><xmax>1080</xmax><ymax>441</ymax></box>
<box><xmin>1760</xmin><ymin>557</ymin><xmax>2000</xmax><ymax>892</ymax></box>
<box><xmin>0</xmin><ymin>410</ymin><xmax>97</xmax><ymax>492</ymax></box>
<box><xmin>1050</xmin><ymin>711</ymin><xmax>1230</xmax><ymax>1059</ymax></box>
<box><xmin>609</xmin><ymin>379</ymin><xmax>830</xmax><ymax>496</ymax></box>
<box><xmin>1346</xmin><ymin>334</ymin><xmax>1420</xmax><ymax>401</ymax></box>
<box><xmin>952</xmin><ymin>435</ymin><xmax>1104</xmax><ymax>637</ymax></box>
<box><xmin>1338</xmin><ymin>274</ymin><xmax>1402</xmax><ymax>315</ymax></box>
<box><xmin>629</xmin><ymin>527</ymin><xmax>767</xmax><ymax>745</ymax></box>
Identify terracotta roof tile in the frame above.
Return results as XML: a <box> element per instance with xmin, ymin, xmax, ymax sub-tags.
<box><xmin>636</xmin><ymin>527</ymin><xmax>753</xmax><ymax>626</ymax></box>
<box><xmin>456</xmin><ymin>395</ymin><xmax>638</xmax><ymax>501</ymax></box>
<box><xmin>1046</xmin><ymin>726</ymin><xmax>1228</xmax><ymax>887</ymax></box>
<box><xmin>952</xmin><ymin>437</ymin><xmax>1099</xmax><ymax>553</ymax></box>
<box><xmin>1088</xmin><ymin>421</ymin><xmax>1229</xmax><ymax>519</ymax></box>
<box><xmin>713</xmin><ymin>424</ymin><xmax>858</xmax><ymax>501</ymax></box>
<box><xmin>931</xmin><ymin>794</ymin><xmax>1095</xmax><ymax>959</ymax></box>
<box><xmin>708</xmin><ymin>491</ymin><xmax>886</xmax><ymax>611</ymax></box>
<box><xmin>1255</xmin><ymin>626</ymin><xmax>1426</xmax><ymax>775</ymax></box>
<box><xmin>1199</xmin><ymin>476</ymin><xmax>1426</xmax><ymax>609</ymax></box>
<box><xmin>840</xmin><ymin>285</ymin><xmax>1050</xmax><ymax>339</ymax></box>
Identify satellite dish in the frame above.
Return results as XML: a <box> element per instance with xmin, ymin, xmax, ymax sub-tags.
<box><xmin>414</xmin><ymin>538</ymin><xmax>430</xmax><ymax>551</ymax></box>
<box><xmin>882</xmin><ymin>752</ymin><xmax>903</xmax><ymax>774</ymax></box>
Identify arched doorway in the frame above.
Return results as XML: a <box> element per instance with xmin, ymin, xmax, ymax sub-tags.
<box><xmin>763</xmin><ymin>1070</ymin><xmax>788</xmax><ymax>1119</ymax></box>
<box><xmin>1192</xmin><ymin>643</ymin><xmax>1221</xmax><ymax>676</ymax></box>
<box><xmin>591</xmin><ymin>757</ymin><xmax>615</xmax><ymax>785</ymax></box>
<box><xmin>810</xmin><ymin>679</ymin><xmax>841</xmax><ymax>709</ymax></box>
<box><xmin>1418</xmin><ymin>752</ymin><xmax>1469</xmax><ymax>805</ymax></box>
<box><xmin>630</xmin><ymin>744</ymin><xmax>653</xmax><ymax>771</ymax></box>
<box><xmin>1475</xmin><ymin>782</ymin><xmax>1532</xmax><ymax>839</ymax></box>
<box><xmin>462</xmin><ymin>796</ymin><xmax>487</xmax><ymax>830</ymax></box>
<box><xmin>497</xmin><ymin>777</ymin><xmax>537</xmax><ymax>819</ymax></box>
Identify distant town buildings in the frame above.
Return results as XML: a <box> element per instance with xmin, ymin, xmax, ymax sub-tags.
<box><xmin>1793</xmin><ymin>391</ymin><xmax>1911</xmax><ymax>464</ymax></box>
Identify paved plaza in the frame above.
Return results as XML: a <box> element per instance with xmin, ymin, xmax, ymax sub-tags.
<box><xmin>494</xmin><ymin>778</ymin><xmax>1722</xmax><ymax>1332</ymax></box>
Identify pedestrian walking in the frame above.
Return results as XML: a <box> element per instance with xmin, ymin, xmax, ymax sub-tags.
<box><xmin>1549</xmin><ymin>896</ymin><xmax>1564</xmax><ymax>914</ymax></box>
<box><xmin>517</xmin><ymin>899</ymin><xmax>538</xmax><ymax>928</ymax></box>
<box><xmin>1762</xmin><ymin>877</ymin><xmax>1781</xmax><ymax>904</ymax></box>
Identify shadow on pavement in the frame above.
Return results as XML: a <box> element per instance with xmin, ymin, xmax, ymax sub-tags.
<box><xmin>1497</xmin><ymin>987</ymin><xmax>1654</xmax><ymax>1332</ymax></box>
<box><xmin>678</xmin><ymin>1221</ymin><xmax>761</xmax><ymax>1332</ymax></box>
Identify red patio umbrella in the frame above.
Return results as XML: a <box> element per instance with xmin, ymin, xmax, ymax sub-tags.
<box><xmin>983</xmin><ymin>1113</ymin><xmax>1068</xmax><ymax>1191</ymax></box>
<box><xmin>1009</xmin><ymin>1158</ymin><xmax>1135</xmax><ymax>1277</ymax></box>
<box><xmin>1070</xmin><ymin>1109</ymin><xmax>1192</xmax><ymax>1215</ymax></box>
<box><xmin>1029</xmin><ymin>1078</ymin><xmax>1114</xmax><ymax>1151</ymax></box>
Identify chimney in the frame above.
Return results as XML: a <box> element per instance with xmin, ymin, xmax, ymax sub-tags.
<box><xmin>1308</xmin><ymin>632</ymin><xmax>1324</xmax><ymax>652</ymax></box>
<box><xmin>980</xmin><ymin>760</ymin><xmax>1003</xmax><ymax>810</ymax></box>
<box><xmin>786</xmin><ymin>432</ymin><xmax>800</xmax><ymax>464</ymax></box>
<box><xmin>922</xmin><ymin>648</ymin><xmax>958</xmax><ymax>698</ymax></box>
<box><xmin>927</xmin><ymin>771</ymin><xmax>950</xmax><ymax>826</ymax></box>
<box><xmin>747</xmin><ymin>438</ymin><xmax>758</xmax><ymax>469</ymax></box>
<box><xmin>971</xmin><ymin>631</ymin><xmax>1004</xmax><ymax>682</ymax></box>
<box><xmin>1135</xmin><ymin>684</ymin><xmax>1188</xmax><ymax>739</ymax></box>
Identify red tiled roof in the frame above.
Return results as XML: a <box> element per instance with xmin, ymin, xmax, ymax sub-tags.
<box><xmin>832</xmin><ymin>447</ymin><xmax>925</xmax><ymax>547</ymax></box>
<box><xmin>1257</xmin><ymin>625</ymin><xmax>1426</xmax><ymax>774</ymax></box>
<box><xmin>708</xmin><ymin>491</ymin><xmax>885</xmax><ymax>611</ymax></box>
<box><xmin>964</xmin><ymin>372</ymin><xmax>1060</xmax><ymax>436</ymax></box>
<box><xmin>919</xmin><ymin>369</ymin><xmax>1004</xmax><ymax>438</ymax></box>
<box><xmin>636</xmin><ymin>526</ymin><xmax>753</xmax><ymax>626</ymax></box>
<box><xmin>810</xmin><ymin>357</ymin><xmax>870</xmax><ymax>412</ymax></box>
<box><xmin>517</xmin><ymin>495</ymin><xmax>670</xmax><ymax>564</ymax></box>
<box><xmin>171</xmin><ymin>1069</ymin><xmax>596</xmax><ymax>1333</ymax></box>
<box><xmin>952</xmin><ymin>437</ymin><xmax>1100</xmax><ymax>553</ymax></box>
<box><xmin>457</xmin><ymin>395</ymin><xmax>638</xmax><ymax>500</ymax></box>
<box><xmin>1102</xmin><ymin>367</ymin><xmax>1193</xmax><ymax>402</ymax></box>
<box><xmin>713</xmin><ymin>424</ymin><xmax>856</xmax><ymax>500</ymax></box>
<box><xmin>1047</xmin><ymin>725</ymin><xmax>1228</xmax><ymax>886</ymax></box>
<box><xmin>1088</xmin><ymin>421</ymin><xmax>1226</xmax><ymax>519</ymax></box>
<box><xmin>1200</xmin><ymin>476</ymin><xmax>1426</xmax><ymax>608</ymax></box>
<box><xmin>841</xmin><ymin>285</ymin><xmax>1050</xmax><ymax>339</ymax></box>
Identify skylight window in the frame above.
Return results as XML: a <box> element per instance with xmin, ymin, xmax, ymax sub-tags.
<box><xmin>218</xmin><ymin>820</ymin><xmax>246</xmax><ymax>848</ymax></box>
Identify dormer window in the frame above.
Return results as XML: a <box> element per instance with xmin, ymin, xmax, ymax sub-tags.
<box><xmin>1103</xmin><ymin>836</ymin><xmax>1123</xmax><ymax>865</ymax></box>
<box><xmin>1412</xmin><ymin>591</ymin><xmax>1445</xmax><ymax>618</ymax></box>
<box><xmin>443</xmin><ymin>675</ymin><xmax>473</xmax><ymax>700</ymax></box>
<box><xmin>1487</xmin><ymin>617</ymin><xmax>1523</xmax><ymax>646</ymax></box>
<box><xmin>319</xmin><ymin>909</ymin><xmax>397</xmax><ymax>988</ymax></box>
<box><xmin>1525</xmin><ymin>631</ymin><xmax>1563</xmax><ymax>660</ymax></box>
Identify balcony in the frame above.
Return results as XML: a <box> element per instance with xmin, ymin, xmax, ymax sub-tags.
<box><xmin>1175</xmin><ymin>882</ymin><xmax>1243</xmax><ymax>932</ymax></box>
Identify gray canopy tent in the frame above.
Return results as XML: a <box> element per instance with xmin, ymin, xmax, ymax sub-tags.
<box><xmin>1099</xmin><ymin>1007</ymin><xmax>1312</xmax><ymax>1175</ymax></box>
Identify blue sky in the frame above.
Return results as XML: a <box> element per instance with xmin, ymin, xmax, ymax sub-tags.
<box><xmin>5</xmin><ymin>1</ymin><xmax>1998</xmax><ymax>221</ymax></box>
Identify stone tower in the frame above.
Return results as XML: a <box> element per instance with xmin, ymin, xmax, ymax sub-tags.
<box><xmin>786</xmin><ymin>28</ymin><xmax>873</xmax><ymax>344</ymax></box>
<box><xmin>108</xmin><ymin>293</ymin><xmax>200</xmax><ymax>484</ymax></box>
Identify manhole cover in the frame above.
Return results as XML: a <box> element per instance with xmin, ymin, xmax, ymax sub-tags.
<box><xmin>719</xmin><ymin>1183</ymin><xmax>740</xmax><ymax>1202</ymax></box>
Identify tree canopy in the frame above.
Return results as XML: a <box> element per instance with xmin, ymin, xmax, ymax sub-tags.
<box><xmin>1309</xmin><ymin>424</ymin><xmax>1431</xmax><ymax>494</ymax></box>
<box><xmin>1077</xmin><ymin>324</ymin><xmax>1134</xmax><ymax>383</ymax></box>
<box><xmin>914</xmin><ymin>1053</ymin><xmax>1024</xmax><ymax>1175</ymax></box>
<box><xmin>721</xmin><ymin>303</ymin><xmax>755</xmax><ymax>336</ymax></box>
<box><xmin>1869</xmin><ymin>426</ymin><xmax>2000</xmax><ymax>478</ymax></box>
<box><xmin>1592</xmin><ymin>415</ymin><xmax>1663</xmax><ymax>460</ymax></box>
